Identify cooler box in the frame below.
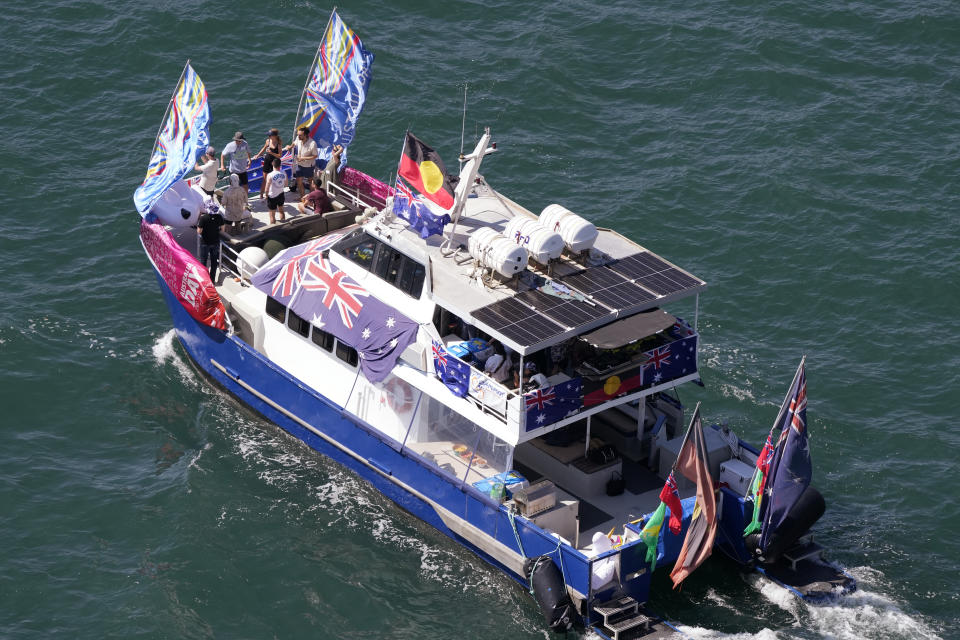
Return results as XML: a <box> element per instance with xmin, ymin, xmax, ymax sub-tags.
<box><xmin>719</xmin><ymin>458</ymin><xmax>755</xmax><ymax>495</ymax></box>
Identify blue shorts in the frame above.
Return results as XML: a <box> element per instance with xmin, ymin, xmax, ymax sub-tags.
<box><xmin>295</xmin><ymin>164</ymin><xmax>313</xmax><ymax>179</ymax></box>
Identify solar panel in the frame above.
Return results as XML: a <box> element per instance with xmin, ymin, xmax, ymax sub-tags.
<box><xmin>472</xmin><ymin>297</ymin><xmax>567</xmax><ymax>347</ymax></box>
<box><xmin>609</xmin><ymin>253</ymin><xmax>703</xmax><ymax>296</ymax></box>
<box><xmin>560</xmin><ymin>268</ymin><xmax>657</xmax><ymax>310</ymax></box>
<box><xmin>515</xmin><ymin>289</ymin><xmax>612</xmax><ymax>328</ymax></box>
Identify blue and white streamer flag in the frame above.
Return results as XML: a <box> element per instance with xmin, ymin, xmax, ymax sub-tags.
<box><xmin>296</xmin><ymin>10</ymin><xmax>374</xmax><ymax>168</ymax></box>
<box><xmin>133</xmin><ymin>63</ymin><xmax>211</xmax><ymax>216</ymax></box>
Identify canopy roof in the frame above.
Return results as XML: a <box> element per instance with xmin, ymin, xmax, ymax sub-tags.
<box><xmin>580</xmin><ymin>308</ymin><xmax>676</xmax><ymax>349</ymax></box>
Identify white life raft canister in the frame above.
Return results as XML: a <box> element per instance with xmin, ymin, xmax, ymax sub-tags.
<box><xmin>468</xmin><ymin>227</ymin><xmax>529</xmax><ymax>278</ymax></box>
<box><xmin>538</xmin><ymin>204</ymin><xmax>599</xmax><ymax>253</ymax></box>
<box><xmin>503</xmin><ymin>217</ymin><xmax>564</xmax><ymax>265</ymax></box>
<box><xmin>149</xmin><ymin>180</ymin><xmax>205</xmax><ymax>228</ymax></box>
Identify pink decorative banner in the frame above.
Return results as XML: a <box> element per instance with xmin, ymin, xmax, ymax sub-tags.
<box><xmin>341</xmin><ymin>167</ymin><xmax>394</xmax><ymax>204</ymax></box>
<box><xmin>140</xmin><ymin>220</ymin><xmax>227</xmax><ymax>331</ymax></box>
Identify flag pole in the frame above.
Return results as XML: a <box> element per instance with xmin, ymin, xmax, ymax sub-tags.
<box><xmin>145</xmin><ymin>60</ymin><xmax>190</xmax><ymax>166</ymax></box>
<box><xmin>670</xmin><ymin>401</ymin><xmax>701</xmax><ymax>473</ymax></box>
<box><xmin>458</xmin><ymin>83</ymin><xmax>468</xmax><ymax>172</ymax></box>
<box><xmin>292</xmin><ymin>8</ymin><xmax>336</xmax><ymax>140</ymax></box>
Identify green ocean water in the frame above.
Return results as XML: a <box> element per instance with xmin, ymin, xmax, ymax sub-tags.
<box><xmin>1</xmin><ymin>1</ymin><xmax>957</xmax><ymax>638</ymax></box>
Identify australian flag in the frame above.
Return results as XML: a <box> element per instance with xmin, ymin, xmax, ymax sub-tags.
<box><xmin>251</xmin><ymin>242</ymin><xmax>418</xmax><ymax>383</ymax></box>
<box><xmin>524</xmin><ymin>378</ymin><xmax>583</xmax><ymax>431</ymax></box>
<box><xmin>393</xmin><ymin>177</ymin><xmax>451</xmax><ymax>239</ymax></box>
<box><xmin>643</xmin><ymin>327</ymin><xmax>698</xmax><ymax>385</ymax></box>
<box><xmin>432</xmin><ymin>340</ymin><xmax>470</xmax><ymax>397</ymax></box>
<box><xmin>759</xmin><ymin>361</ymin><xmax>812</xmax><ymax>552</ymax></box>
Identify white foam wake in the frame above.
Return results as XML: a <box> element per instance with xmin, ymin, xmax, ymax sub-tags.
<box><xmin>738</xmin><ymin>567</ymin><xmax>943</xmax><ymax>640</ymax></box>
<box><xmin>151</xmin><ymin>328</ymin><xmax>197</xmax><ymax>386</ymax></box>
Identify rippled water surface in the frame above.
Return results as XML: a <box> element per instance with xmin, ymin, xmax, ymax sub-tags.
<box><xmin>1</xmin><ymin>1</ymin><xmax>957</xmax><ymax>638</ymax></box>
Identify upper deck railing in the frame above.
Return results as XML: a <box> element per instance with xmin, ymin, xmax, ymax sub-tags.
<box><xmin>438</xmin><ymin>319</ymin><xmax>699</xmax><ymax>437</ymax></box>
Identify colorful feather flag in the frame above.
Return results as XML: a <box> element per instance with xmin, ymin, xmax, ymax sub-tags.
<box><xmin>134</xmin><ymin>63</ymin><xmax>211</xmax><ymax>216</ymax></box>
<box><xmin>295</xmin><ymin>10</ymin><xmax>374</xmax><ymax>169</ymax></box>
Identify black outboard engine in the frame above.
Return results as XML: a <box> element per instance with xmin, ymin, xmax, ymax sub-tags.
<box><xmin>748</xmin><ymin>486</ymin><xmax>826</xmax><ymax>563</ymax></box>
<box><xmin>525</xmin><ymin>555</ymin><xmax>575</xmax><ymax>632</ymax></box>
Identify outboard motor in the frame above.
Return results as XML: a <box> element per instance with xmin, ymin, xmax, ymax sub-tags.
<box><xmin>749</xmin><ymin>486</ymin><xmax>827</xmax><ymax>562</ymax></box>
<box><xmin>525</xmin><ymin>555</ymin><xmax>575</xmax><ymax>632</ymax></box>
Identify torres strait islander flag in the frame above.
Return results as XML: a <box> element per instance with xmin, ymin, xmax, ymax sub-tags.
<box><xmin>398</xmin><ymin>131</ymin><xmax>456</xmax><ymax>210</ymax></box>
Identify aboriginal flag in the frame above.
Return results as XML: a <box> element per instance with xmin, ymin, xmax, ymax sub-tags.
<box><xmin>398</xmin><ymin>132</ymin><xmax>455</xmax><ymax>210</ymax></box>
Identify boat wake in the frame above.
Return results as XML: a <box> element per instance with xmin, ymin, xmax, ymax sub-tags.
<box><xmin>151</xmin><ymin>328</ymin><xmax>199</xmax><ymax>388</ymax></box>
<box><xmin>719</xmin><ymin>568</ymin><xmax>944</xmax><ymax>640</ymax></box>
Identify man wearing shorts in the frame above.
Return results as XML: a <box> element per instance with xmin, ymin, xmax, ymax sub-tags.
<box><xmin>220</xmin><ymin>131</ymin><xmax>252</xmax><ymax>193</ymax></box>
<box><xmin>264</xmin><ymin>158</ymin><xmax>288</xmax><ymax>225</ymax></box>
<box><xmin>285</xmin><ymin>126</ymin><xmax>317</xmax><ymax>197</ymax></box>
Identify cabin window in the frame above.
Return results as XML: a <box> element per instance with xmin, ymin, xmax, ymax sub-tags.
<box><xmin>311</xmin><ymin>327</ymin><xmax>335</xmax><ymax>352</ymax></box>
<box><xmin>400</xmin><ymin>394</ymin><xmax>513</xmax><ymax>490</ymax></box>
<box><xmin>336</xmin><ymin>341</ymin><xmax>359</xmax><ymax>367</ymax></box>
<box><xmin>334</xmin><ymin>232</ymin><xmax>424</xmax><ymax>299</ymax></box>
<box><xmin>398</xmin><ymin>259</ymin><xmax>425</xmax><ymax>298</ymax></box>
<box><xmin>341</xmin><ymin>235</ymin><xmax>380</xmax><ymax>268</ymax></box>
<box><xmin>286</xmin><ymin>310</ymin><xmax>311</xmax><ymax>338</ymax></box>
<box><xmin>265</xmin><ymin>297</ymin><xmax>286</xmax><ymax>324</ymax></box>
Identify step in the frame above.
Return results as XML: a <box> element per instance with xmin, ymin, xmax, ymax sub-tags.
<box><xmin>606</xmin><ymin>612</ymin><xmax>652</xmax><ymax>640</ymax></box>
<box><xmin>783</xmin><ymin>540</ymin><xmax>824</xmax><ymax>571</ymax></box>
<box><xmin>593</xmin><ymin>596</ymin><xmax>638</xmax><ymax>624</ymax></box>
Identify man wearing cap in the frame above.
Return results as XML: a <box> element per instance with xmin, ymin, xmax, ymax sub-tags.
<box><xmin>220</xmin><ymin>131</ymin><xmax>252</xmax><ymax>194</ymax></box>
<box><xmin>284</xmin><ymin>126</ymin><xmax>318</xmax><ymax>197</ymax></box>
<box><xmin>194</xmin><ymin>146</ymin><xmax>218</xmax><ymax>196</ymax></box>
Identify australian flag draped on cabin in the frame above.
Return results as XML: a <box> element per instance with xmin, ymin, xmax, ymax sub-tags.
<box><xmin>251</xmin><ymin>238</ymin><xmax>418</xmax><ymax>383</ymax></box>
<box><xmin>296</xmin><ymin>10</ymin><xmax>374</xmax><ymax>168</ymax></box>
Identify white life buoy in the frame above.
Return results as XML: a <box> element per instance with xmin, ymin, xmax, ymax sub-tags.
<box><xmin>382</xmin><ymin>377</ymin><xmax>414</xmax><ymax>413</ymax></box>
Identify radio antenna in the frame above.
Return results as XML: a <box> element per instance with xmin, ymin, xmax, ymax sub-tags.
<box><xmin>459</xmin><ymin>83</ymin><xmax>468</xmax><ymax>171</ymax></box>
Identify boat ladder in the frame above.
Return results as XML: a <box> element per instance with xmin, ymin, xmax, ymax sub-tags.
<box><xmin>591</xmin><ymin>596</ymin><xmax>651</xmax><ymax>640</ymax></box>
<box><xmin>782</xmin><ymin>534</ymin><xmax>825</xmax><ymax>572</ymax></box>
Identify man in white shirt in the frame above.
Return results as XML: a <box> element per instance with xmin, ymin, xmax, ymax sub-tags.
<box><xmin>285</xmin><ymin>126</ymin><xmax>318</xmax><ymax>197</ymax></box>
<box><xmin>194</xmin><ymin>146</ymin><xmax>218</xmax><ymax>196</ymax></box>
<box><xmin>264</xmin><ymin>158</ymin><xmax>288</xmax><ymax>225</ymax></box>
<box><xmin>220</xmin><ymin>131</ymin><xmax>252</xmax><ymax>193</ymax></box>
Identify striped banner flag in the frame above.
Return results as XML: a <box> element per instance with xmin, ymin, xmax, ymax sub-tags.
<box><xmin>295</xmin><ymin>10</ymin><xmax>374</xmax><ymax>169</ymax></box>
<box><xmin>134</xmin><ymin>63</ymin><xmax>211</xmax><ymax>216</ymax></box>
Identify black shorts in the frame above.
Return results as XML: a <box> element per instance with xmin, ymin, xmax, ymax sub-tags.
<box><xmin>295</xmin><ymin>164</ymin><xmax>313</xmax><ymax>179</ymax></box>
<box><xmin>267</xmin><ymin>193</ymin><xmax>285</xmax><ymax>210</ymax></box>
<box><xmin>236</xmin><ymin>171</ymin><xmax>248</xmax><ymax>186</ymax></box>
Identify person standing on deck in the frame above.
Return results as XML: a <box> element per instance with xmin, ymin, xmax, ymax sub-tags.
<box><xmin>264</xmin><ymin>158</ymin><xmax>288</xmax><ymax>225</ymax></box>
<box><xmin>221</xmin><ymin>173</ymin><xmax>250</xmax><ymax>231</ymax></box>
<box><xmin>194</xmin><ymin>146</ymin><xmax>218</xmax><ymax>197</ymax></box>
<box><xmin>285</xmin><ymin>126</ymin><xmax>318</xmax><ymax>197</ymax></box>
<box><xmin>252</xmin><ymin>128</ymin><xmax>284</xmax><ymax>199</ymax></box>
<box><xmin>220</xmin><ymin>131</ymin><xmax>252</xmax><ymax>193</ymax></box>
<box><xmin>197</xmin><ymin>204</ymin><xmax>225</xmax><ymax>282</ymax></box>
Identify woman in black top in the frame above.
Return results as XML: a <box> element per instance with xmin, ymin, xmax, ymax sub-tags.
<box><xmin>253</xmin><ymin>128</ymin><xmax>284</xmax><ymax>198</ymax></box>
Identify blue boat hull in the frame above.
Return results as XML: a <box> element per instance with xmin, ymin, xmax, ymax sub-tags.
<box><xmin>151</xmin><ymin>269</ymin><xmax>635</xmax><ymax>618</ymax></box>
